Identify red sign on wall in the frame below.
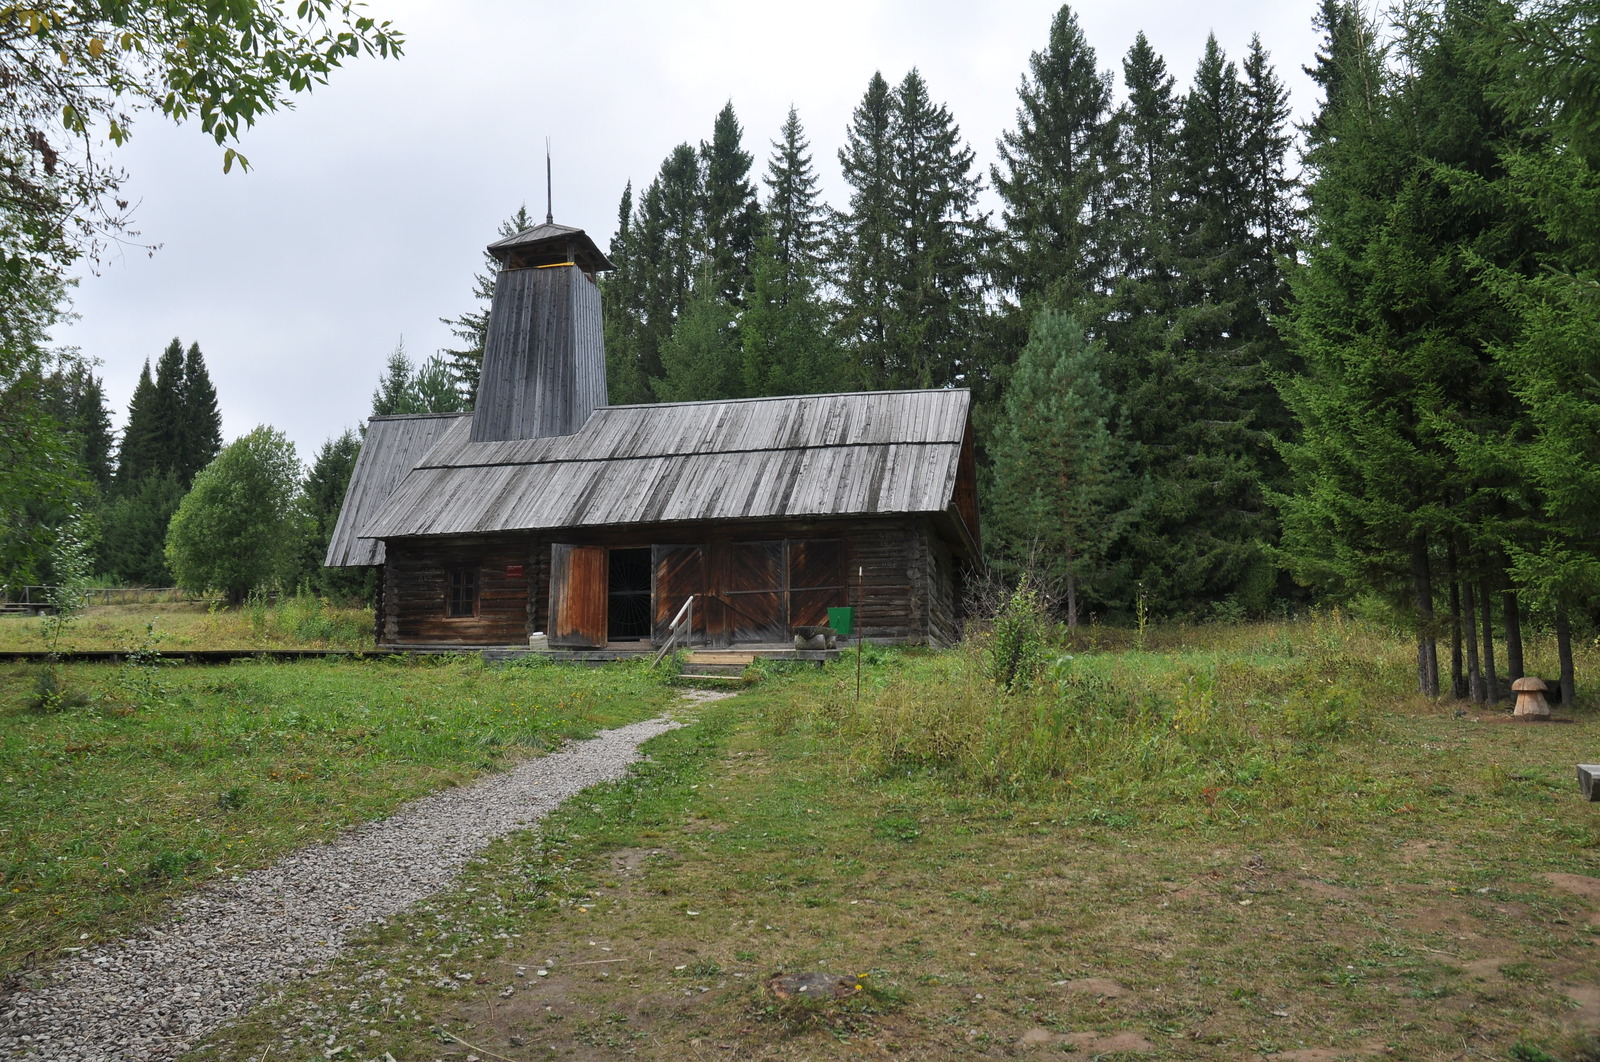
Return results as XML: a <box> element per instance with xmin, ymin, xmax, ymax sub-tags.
<box><xmin>506</xmin><ymin>564</ymin><xmax>526</xmax><ymax>579</ymax></box>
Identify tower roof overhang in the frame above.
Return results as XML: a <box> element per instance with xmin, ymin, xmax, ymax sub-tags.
<box><xmin>487</xmin><ymin>222</ymin><xmax>615</xmax><ymax>272</ymax></box>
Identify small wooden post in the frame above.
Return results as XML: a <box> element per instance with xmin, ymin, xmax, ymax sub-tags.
<box><xmin>855</xmin><ymin>565</ymin><xmax>863</xmax><ymax>703</ymax></box>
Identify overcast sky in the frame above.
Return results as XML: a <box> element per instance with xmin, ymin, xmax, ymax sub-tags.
<box><xmin>56</xmin><ymin>0</ymin><xmax>1326</xmax><ymax>465</ymax></box>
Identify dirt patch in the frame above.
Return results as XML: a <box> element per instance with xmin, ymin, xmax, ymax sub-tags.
<box><xmin>1297</xmin><ymin>878</ymin><xmax>1356</xmax><ymax>900</ymax></box>
<box><xmin>1018</xmin><ymin>1028</ymin><xmax>1154</xmax><ymax>1052</ymax></box>
<box><xmin>1462</xmin><ymin>957</ymin><xmax>1514</xmax><ymax>980</ymax></box>
<box><xmin>1543</xmin><ymin>872</ymin><xmax>1600</xmax><ymax>903</ymax></box>
<box><xmin>1258</xmin><ymin>1047</ymin><xmax>1385</xmax><ymax>1061</ymax></box>
<box><xmin>1055</xmin><ymin>976</ymin><xmax>1128</xmax><ymax>998</ymax></box>
<box><xmin>1562</xmin><ymin>984</ymin><xmax>1600</xmax><ymax>1029</ymax></box>
<box><xmin>1398</xmin><ymin>840</ymin><xmax>1443</xmax><ymax>865</ymax></box>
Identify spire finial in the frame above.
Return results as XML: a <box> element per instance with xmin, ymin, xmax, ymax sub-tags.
<box><xmin>545</xmin><ymin>138</ymin><xmax>553</xmax><ymax>226</ymax></box>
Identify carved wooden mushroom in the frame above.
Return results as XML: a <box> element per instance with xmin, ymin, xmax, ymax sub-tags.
<box><xmin>1512</xmin><ymin>676</ymin><xmax>1550</xmax><ymax>718</ymax></box>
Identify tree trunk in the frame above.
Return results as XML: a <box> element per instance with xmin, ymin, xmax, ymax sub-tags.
<box><xmin>1412</xmin><ymin>534</ymin><xmax>1439</xmax><ymax>698</ymax></box>
<box><xmin>1064</xmin><ymin>543</ymin><xmax>1079</xmax><ymax>631</ymax></box>
<box><xmin>1502</xmin><ymin>581</ymin><xmax>1524</xmax><ymax>680</ymax></box>
<box><xmin>1448</xmin><ymin>552</ymin><xmax>1465</xmax><ymax>699</ymax></box>
<box><xmin>1462</xmin><ymin>577</ymin><xmax>1484</xmax><ymax>703</ymax></box>
<box><xmin>1479</xmin><ymin>580</ymin><xmax>1497</xmax><ymax>702</ymax></box>
<box><xmin>1556</xmin><ymin>607</ymin><xmax>1576</xmax><ymax>709</ymax></box>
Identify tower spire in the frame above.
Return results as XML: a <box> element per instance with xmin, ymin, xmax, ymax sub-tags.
<box><xmin>545</xmin><ymin>138</ymin><xmax>553</xmax><ymax>226</ymax></box>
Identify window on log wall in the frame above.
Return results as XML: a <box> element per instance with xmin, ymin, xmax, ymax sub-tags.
<box><xmin>446</xmin><ymin>569</ymin><xmax>479</xmax><ymax>617</ymax></box>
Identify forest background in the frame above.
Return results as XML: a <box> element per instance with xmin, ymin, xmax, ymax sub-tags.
<box><xmin>3</xmin><ymin>0</ymin><xmax>1597</xmax><ymax>704</ymax></box>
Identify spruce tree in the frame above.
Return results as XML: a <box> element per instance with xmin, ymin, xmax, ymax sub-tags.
<box><xmin>147</xmin><ymin>338</ymin><xmax>187</xmax><ymax>481</ymax></box>
<box><xmin>603</xmin><ymin>182</ymin><xmax>652</xmax><ymax>404</ymax></box>
<box><xmin>836</xmin><ymin>70</ymin><xmax>985</xmax><ymax>390</ymax></box>
<box><xmin>700</xmin><ymin>102</ymin><xmax>760</xmax><ymax>307</ymax></box>
<box><xmin>889</xmin><ymin>69</ymin><xmax>986</xmax><ymax>389</ymax></box>
<box><xmin>299</xmin><ymin>429</ymin><xmax>371</xmax><ymax>597</ymax></box>
<box><xmin>652</xmin><ymin>277</ymin><xmax>744</xmax><ymax>402</ymax></box>
<box><xmin>630</xmin><ymin>143</ymin><xmax>704</xmax><ymax>394</ymax></box>
<box><xmin>835</xmin><ymin>73</ymin><xmax>898</xmax><ymax>385</ymax></box>
<box><xmin>742</xmin><ymin>229</ymin><xmax>841</xmax><ymax>396</ymax></box>
<box><xmin>764</xmin><ymin>106</ymin><xmax>827</xmax><ymax>286</ymax></box>
<box><xmin>991</xmin><ymin>3</ymin><xmax>1118</xmax><ymax>307</ymax></box>
<box><xmin>178</xmin><ymin>342</ymin><xmax>222</xmax><ymax>484</ymax></box>
<box><xmin>116</xmin><ymin>360</ymin><xmax>159</xmax><ymax>489</ymax></box>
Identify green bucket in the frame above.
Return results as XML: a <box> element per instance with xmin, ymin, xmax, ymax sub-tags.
<box><xmin>827</xmin><ymin>606</ymin><xmax>855</xmax><ymax>638</ymax></box>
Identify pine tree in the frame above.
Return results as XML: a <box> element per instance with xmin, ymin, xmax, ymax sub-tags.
<box><xmin>991</xmin><ymin>309</ymin><xmax>1116</xmax><ymax>627</ymax></box>
<box><xmin>439</xmin><ymin>204</ymin><xmax>538</xmax><ymax>407</ymax></box>
<box><xmin>991</xmin><ymin>3</ymin><xmax>1118</xmax><ymax>308</ymax></box>
<box><xmin>370</xmin><ymin>341</ymin><xmax>416</xmax><ymax>418</ymax></box>
<box><xmin>178</xmin><ymin>342</ymin><xmax>222</xmax><ymax>484</ymax></box>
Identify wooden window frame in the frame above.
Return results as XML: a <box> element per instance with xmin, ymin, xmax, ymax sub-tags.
<box><xmin>446</xmin><ymin>567</ymin><xmax>479</xmax><ymax>618</ymax></box>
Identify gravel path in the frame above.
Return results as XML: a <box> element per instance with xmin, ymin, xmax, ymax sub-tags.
<box><xmin>0</xmin><ymin>713</ymin><xmax>692</xmax><ymax>1061</ymax></box>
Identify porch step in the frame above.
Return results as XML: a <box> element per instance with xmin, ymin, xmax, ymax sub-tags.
<box><xmin>686</xmin><ymin>651</ymin><xmax>757</xmax><ymax>666</ymax></box>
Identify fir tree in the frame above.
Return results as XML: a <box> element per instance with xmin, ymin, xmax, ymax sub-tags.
<box><xmin>369</xmin><ymin>339</ymin><xmax>467</xmax><ymax>418</ymax></box>
<box><xmin>630</xmin><ymin>143</ymin><xmax>704</xmax><ymax>393</ymax></box>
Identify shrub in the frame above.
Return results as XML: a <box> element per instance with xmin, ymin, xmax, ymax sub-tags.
<box><xmin>989</xmin><ymin>582</ymin><xmax>1051</xmax><ymax>692</ymax></box>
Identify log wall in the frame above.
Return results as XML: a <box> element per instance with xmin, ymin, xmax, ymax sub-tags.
<box><xmin>380</xmin><ymin>516</ymin><xmax>967</xmax><ymax>649</ymax></box>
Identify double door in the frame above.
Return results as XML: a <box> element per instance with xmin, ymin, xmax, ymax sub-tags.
<box><xmin>548</xmin><ymin>538</ymin><xmax>846</xmax><ymax>649</ymax></box>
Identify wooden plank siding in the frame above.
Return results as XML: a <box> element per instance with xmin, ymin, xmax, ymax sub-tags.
<box><xmin>379</xmin><ymin>516</ymin><xmax>967</xmax><ymax>649</ymax></box>
<box><xmin>470</xmin><ymin>264</ymin><xmax>607</xmax><ymax>444</ymax></box>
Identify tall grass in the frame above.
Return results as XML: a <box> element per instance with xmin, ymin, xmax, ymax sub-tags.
<box><xmin>772</xmin><ymin>616</ymin><xmax>1419</xmax><ymax>815</ymax></box>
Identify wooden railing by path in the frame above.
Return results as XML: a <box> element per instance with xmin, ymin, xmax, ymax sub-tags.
<box><xmin>652</xmin><ymin>595</ymin><xmax>695</xmax><ymax>667</ymax></box>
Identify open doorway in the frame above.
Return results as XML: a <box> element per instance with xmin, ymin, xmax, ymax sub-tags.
<box><xmin>607</xmin><ymin>547</ymin><xmax>652</xmax><ymax>641</ymax></box>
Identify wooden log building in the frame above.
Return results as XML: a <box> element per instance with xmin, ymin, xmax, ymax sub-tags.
<box><xmin>325</xmin><ymin>219</ymin><xmax>979</xmax><ymax>651</ymax></box>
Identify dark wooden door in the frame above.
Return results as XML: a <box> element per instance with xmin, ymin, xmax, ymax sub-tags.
<box><xmin>788</xmin><ymin>539</ymin><xmax>846</xmax><ymax>629</ymax></box>
<box><xmin>549</xmin><ymin>544</ymin><xmax>607</xmax><ymax>648</ymax></box>
<box><xmin>652</xmin><ymin>544</ymin><xmax>707</xmax><ymax>645</ymax></box>
<box><xmin>725</xmin><ymin>541</ymin><xmax>786</xmax><ymax>644</ymax></box>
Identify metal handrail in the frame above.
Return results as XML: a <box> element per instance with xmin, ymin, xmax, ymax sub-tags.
<box><xmin>651</xmin><ymin>595</ymin><xmax>695</xmax><ymax>667</ymax></box>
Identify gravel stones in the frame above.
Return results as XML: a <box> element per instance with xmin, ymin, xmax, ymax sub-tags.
<box><xmin>0</xmin><ymin>715</ymin><xmax>682</xmax><ymax>1061</ymax></box>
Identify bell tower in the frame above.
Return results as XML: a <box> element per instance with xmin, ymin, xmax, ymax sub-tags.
<box><xmin>469</xmin><ymin>221</ymin><xmax>615</xmax><ymax>443</ymax></box>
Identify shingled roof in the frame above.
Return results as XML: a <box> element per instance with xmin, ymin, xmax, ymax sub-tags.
<box><xmin>355</xmin><ymin>389</ymin><xmax>976</xmax><ymax>553</ymax></box>
<box><xmin>324</xmin><ymin>412</ymin><xmax>470</xmax><ymax>567</ymax></box>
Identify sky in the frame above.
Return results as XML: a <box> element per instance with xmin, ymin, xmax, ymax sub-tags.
<box><xmin>55</xmin><ymin>0</ymin><xmax>1327</xmax><ymax>465</ymax></box>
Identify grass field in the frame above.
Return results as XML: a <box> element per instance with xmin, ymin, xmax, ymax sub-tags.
<box><xmin>0</xmin><ymin>596</ymin><xmax>376</xmax><ymax>653</ymax></box>
<box><xmin>0</xmin><ymin>654</ymin><xmax>679</xmax><ymax>979</ymax></box>
<box><xmin>166</xmin><ymin>617</ymin><xmax>1600</xmax><ymax>1062</ymax></box>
